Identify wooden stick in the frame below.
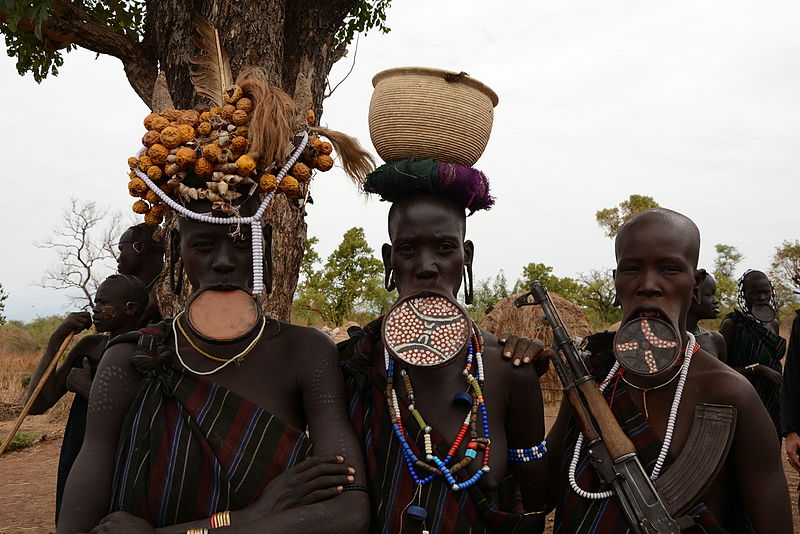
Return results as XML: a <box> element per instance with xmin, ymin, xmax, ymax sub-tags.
<box><xmin>0</xmin><ymin>331</ymin><xmax>76</xmax><ymax>456</ymax></box>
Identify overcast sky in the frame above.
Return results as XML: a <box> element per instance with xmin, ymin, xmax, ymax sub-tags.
<box><xmin>1</xmin><ymin>0</ymin><xmax>798</xmax><ymax>322</ymax></box>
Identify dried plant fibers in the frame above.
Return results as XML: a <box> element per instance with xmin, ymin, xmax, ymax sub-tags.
<box><xmin>310</xmin><ymin>126</ymin><xmax>375</xmax><ymax>185</ymax></box>
<box><xmin>236</xmin><ymin>68</ymin><xmax>295</xmax><ymax>171</ymax></box>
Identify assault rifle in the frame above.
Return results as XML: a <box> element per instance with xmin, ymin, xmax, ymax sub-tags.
<box><xmin>515</xmin><ymin>282</ymin><xmax>680</xmax><ymax>534</ymax></box>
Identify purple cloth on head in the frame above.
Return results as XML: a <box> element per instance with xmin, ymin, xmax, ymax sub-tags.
<box><xmin>438</xmin><ymin>162</ymin><xmax>495</xmax><ymax>214</ymax></box>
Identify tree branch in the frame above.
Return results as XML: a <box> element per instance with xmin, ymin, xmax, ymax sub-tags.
<box><xmin>0</xmin><ymin>1</ymin><xmax>157</xmax><ymax>104</ymax></box>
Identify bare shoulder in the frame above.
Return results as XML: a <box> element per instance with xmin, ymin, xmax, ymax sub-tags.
<box><xmin>72</xmin><ymin>334</ymin><xmax>109</xmax><ymax>362</ymax></box>
<box><xmin>689</xmin><ymin>350</ymin><xmax>760</xmax><ymax>408</ymax></box>
<box><xmin>73</xmin><ymin>333</ymin><xmax>107</xmax><ymax>350</ymax></box>
<box><xmin>277</xmin><ymin>322</ymin><xmax>337</xmax><ymax>364</ymax></box>
<box><xmin>708</xmin><ymin>330</ymin><xmax>725</xmax><ymax>344</ymax></box>
<box><xmin>91</xmin><ymin>341</ymin><xmax>141</xmax><ymax>396</ymax></box>
<box><xmin>719</xmin><ymin>317</ymin><xmax>735</xmax><ymax>335</ymax></box>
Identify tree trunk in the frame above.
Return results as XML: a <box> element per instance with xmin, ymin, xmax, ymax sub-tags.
<box><xmin>143</xmin><ymin>0</ymin><xmax>354</xmax><ymax>321</ymax></box>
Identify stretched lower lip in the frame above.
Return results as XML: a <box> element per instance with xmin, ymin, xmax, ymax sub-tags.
<box><xmin>639</xmin><ymin>311</ymin><xmax>664</xmax><ymax>319</ymax></box>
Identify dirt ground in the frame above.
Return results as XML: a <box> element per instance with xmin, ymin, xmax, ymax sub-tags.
<box><xmin>2</xmin><ymin>409</ymin><xmax>799</xmax><ymax>533</ymax></box>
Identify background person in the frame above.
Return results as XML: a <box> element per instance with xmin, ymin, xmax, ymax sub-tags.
<box><xmin>23</xmin><ymin>274</ymin><xmax>147</xmax><ymax>521</ymax></box>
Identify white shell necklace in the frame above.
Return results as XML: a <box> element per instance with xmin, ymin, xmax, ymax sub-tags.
<box><xmin>568</xmin><ymin>332</ymin><xmax>696</xmax><ymax>500</ymax></box>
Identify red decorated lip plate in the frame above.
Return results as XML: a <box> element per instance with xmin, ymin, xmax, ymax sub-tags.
<box><xmin>383</xmin><ymin>294</ymin><xmax>471</xmax><ymax>368</ymax></box>
<box><xmin>613</xmin><ymin>316</ymin><xmax>680</xmax><ymax>376</ymax></box>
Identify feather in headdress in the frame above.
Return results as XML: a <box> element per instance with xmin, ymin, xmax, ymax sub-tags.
<box><xmin>189</xmin><ymin>14</ymin><xmax>233</xmax><ymax>107</ymax></box>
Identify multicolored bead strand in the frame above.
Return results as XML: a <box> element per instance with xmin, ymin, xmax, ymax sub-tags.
<box><xmin>384</xmin><ymin>323</ymin><xmax>491</xmax><ymax>493</ymax></box>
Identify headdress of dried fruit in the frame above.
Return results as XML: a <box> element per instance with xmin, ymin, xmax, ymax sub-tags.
<box><xmin>126</xmin><ymin>17</ymin><xmax>374</xmax><ymax>226</ymax></box>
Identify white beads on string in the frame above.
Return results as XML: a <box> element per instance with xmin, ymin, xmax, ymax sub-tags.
<box><xmin>133</xmin><ymin>132</ymin><xmax>309</xmax><ymax>295</ymax></box>
<box><xmin>568</xmin><ymin>332</ymin><xmax>696</xmax><ymax>500</ymax></box>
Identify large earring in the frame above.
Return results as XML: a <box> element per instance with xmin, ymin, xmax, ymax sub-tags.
<box><xmin>384</xmin><ymin>268</ymin><xmax>396</xmax><ymax>292</ymax></box>
<box><xmin>463</xmin><ymin>264</ymin><xmax>474</xmax><ymax>305</ymax></box>
<box><xmin>263</xmin><ymin>223</ymin><xmax>273</xmax><ymax>294</ymax></box>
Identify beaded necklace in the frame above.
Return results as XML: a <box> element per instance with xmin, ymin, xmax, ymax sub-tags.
<box><xmin>173</xmin><ymin>312</ymin><xmax>267</xmax><ymax>375</ymax></box>
<box><xmin>384</xmin><ymin>324</ymin><xmax>491</xmax><ymax>492</ymax></box>
<box><xmin>568</xmin><ymin>332</ymin><xmax>697</xmax><ymax>500</ymax></box>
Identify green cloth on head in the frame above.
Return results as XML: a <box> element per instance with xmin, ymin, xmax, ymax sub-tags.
<box><xmin>364</xmin><ymin>157</ymin><xmax>495</xmax><ymax>213</ymax></box>
<box><xmin>364</xmin><ymin>158</ymin><xmax>442</xmax><ymax>202</ymax></box>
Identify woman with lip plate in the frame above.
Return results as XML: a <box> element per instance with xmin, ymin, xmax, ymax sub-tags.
<box><xmin>720</xmin><ymin>270</ymin><xmax>786</xmax><ymax>438</ymax></box>
<box><xmin>338</xmin><ymin>67</ymin><xmax>548</xmax><ymax>534</ymax></box>
<box><xmin>546</xmin><ymin>209</ymin><xmax>790</xmax><ymax>533</ymax></box>
<box><xmin>22</xmin><ymin>274</ymin><xmax>148</xmax><ymax>523</ymax></box>
<box><xmin>686</xmin><ymin>273</ymin><xmax>727</xmax><ymax>360</ymax></box>
<box><xmin>57</xmin><ymin>69</ymin><xmax>373</xmax><ymax>534</ymax></box>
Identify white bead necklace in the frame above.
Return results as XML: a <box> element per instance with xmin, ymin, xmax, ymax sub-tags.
<box><xmin>132</xmin><ymin>131</ymin><xmax>308</xmax><ymax>295</ymax></box>
<box><xmin>172</xmin><ymin>314</ymin><xmax>267</xmax><ymax>376</ymax></box>
<box><xmin>568</xmin><ymin>332</ymin><xmax>696</xmax><ymax>500</ymax></box>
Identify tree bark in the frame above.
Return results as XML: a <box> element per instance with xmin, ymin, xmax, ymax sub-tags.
<box><xmin>140</xmin><ymin>0</ymin><xmax>356</xmax><ymax>321</ymax></box>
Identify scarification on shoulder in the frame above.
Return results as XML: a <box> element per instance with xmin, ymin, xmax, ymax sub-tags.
<box><xmin>88</xmin><ymin>364</ymin><xmax>127</xmax><ymax>413</ymax></box>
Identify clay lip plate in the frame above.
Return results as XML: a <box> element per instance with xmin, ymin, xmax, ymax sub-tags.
<box><xmin>750</xmin><ymin>304</ymin><xmax>776</xmax><ymax>323</ymax></box>
<box><xmin>187</xmin><ymin>289</ymin><xmax>259</xmax><ymax>341</ymax></box>
<box><xmin>613</xmin><ymin>316</ymin><xmax>680</xmax><ymax>376</ymax></box>
<box><xmin>383</xmin><ymin>293</ymin><xmax>471</xmax><ymax>368</ymax></box>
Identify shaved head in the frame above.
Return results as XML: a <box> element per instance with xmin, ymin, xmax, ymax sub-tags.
<box><xmin>615</xmin><ymin>208</ymin><xmax>700</xmax><ymax>268</ymax></box>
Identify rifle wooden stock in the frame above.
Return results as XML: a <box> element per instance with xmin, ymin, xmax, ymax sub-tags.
<box><xmin>578</xmin><ymin>380</ymin><xmax>637</xmax><ymax>458</ymax></box>
<box><xmin>563</xmin><ymin>387</ymin><xmax>600</xmax><ymax>442</ymax></box>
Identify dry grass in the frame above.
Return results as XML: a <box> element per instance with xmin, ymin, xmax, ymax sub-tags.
<box><xmin>0</xmin><ymin>350</ymin><xmax>72</xmax><ymax>424</ymax></box>
<box><xmin>480</xmin><ymin>292</ymin><xmax>594</xmax><ymax>406</ymax></box>
<box><xmin>0</xmin><ymin>350</ymin><xmax>37</xmax><ymax>405</ymax></box>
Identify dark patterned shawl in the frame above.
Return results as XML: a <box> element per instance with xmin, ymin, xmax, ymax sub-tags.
<box><xmin>725</xmin><ymin>309</ymin><xmax>786</xmax><ymax>437</ymax></box>
<box><xmin>108</xmin><ymin>321</ymin><xmax>313</xmax><ymax>527</ymax></box>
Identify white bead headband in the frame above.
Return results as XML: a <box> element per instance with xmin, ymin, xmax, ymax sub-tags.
<box><xmin>132</xmin><ymin>131</ymin><xmax>309</xmax><ymax>295</ymax></box>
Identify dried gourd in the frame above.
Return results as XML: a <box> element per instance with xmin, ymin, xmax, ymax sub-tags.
<box><xmin>258</xmin><ymin>174</ymin><xmax>277</xmax><ymax>193</ymax></box>
<box><xmin>291</xmin><ymin>162</ymin><xmax>311</xmax><ymax>182</ymax></box>
<box><xmin>314</xmin><ymin>154</ymin><xmax>334</xmax><ymax>171</ymax></box>
<box><xmin>132</xmin><ymin>200</ymin><xmax>149</xmax><ymax>214</ymax></box>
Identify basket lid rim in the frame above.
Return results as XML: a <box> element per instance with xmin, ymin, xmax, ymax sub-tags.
<box><xmin>371</xmin><ymin>66</ymin><xmax>499</xmax><ymax>107</ymax></box>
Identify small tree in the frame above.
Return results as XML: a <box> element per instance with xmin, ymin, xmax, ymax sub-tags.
<box><xmin>595</xmin><ymin>194</ymin><xmax>660</xmax><ymax>238</ymax></box>
<box><xmin>514</xmin><ymin>263</ymin><xmax>583</xmax><ymax>302</ymax></box>
<box><xmin>772</xmin><ymin>240</ymin><xmax>800</xmax><ymax>295</ymax></box>
<box><xmin>712</xmin><ymin>243</ymin><xmax>743</xmax><ymax>312</ymax></box>
<box><xmin>468</xmin><ymin>271</ymin><xmax>510</xmax><ymax>321</ymax></box>
<box><xmin>0</xmin><ymin>283</ymin><xmax>8</xmax><ymax>325</ymax></box>
<box><xmin>577</xmin><ymin>269</ymin><xmax>621</xmax><ymax>328</ymax></box>
<box><xmin>34</xmin><ymin>198</ymin><xmax>123</xmax><ymax>309</ymax></box>
<box><xmin>295</xmin><ymin>227</ymin><xmax>385</xmax><ymax>326</ymax></box>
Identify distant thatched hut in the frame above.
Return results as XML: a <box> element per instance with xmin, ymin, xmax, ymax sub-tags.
<box><xmin>479</xmin><ymin>292</ymin><xmax>594</xmax><ymax>404</ymax></box>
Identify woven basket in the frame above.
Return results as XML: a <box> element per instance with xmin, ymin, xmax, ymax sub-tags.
<box><xmin>368</xmin><ymin>67</ymin><xmax>499</xmax><ymax>167</ymax></box>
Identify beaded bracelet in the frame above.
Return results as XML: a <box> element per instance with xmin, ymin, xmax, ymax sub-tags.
<box><xmin>210</xmin><ymin>510</ymin><xmax>231</xmax><ymax>528</ymax></box>
<box><xmin>507</xmin><ymin>439</ymin><xmax>548</xmax><ymax>462</ymax></box>
<box><xmin>186</xmin><ymin>529</ymin><xmax>208</xmax><ymax>534</ymax></box>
